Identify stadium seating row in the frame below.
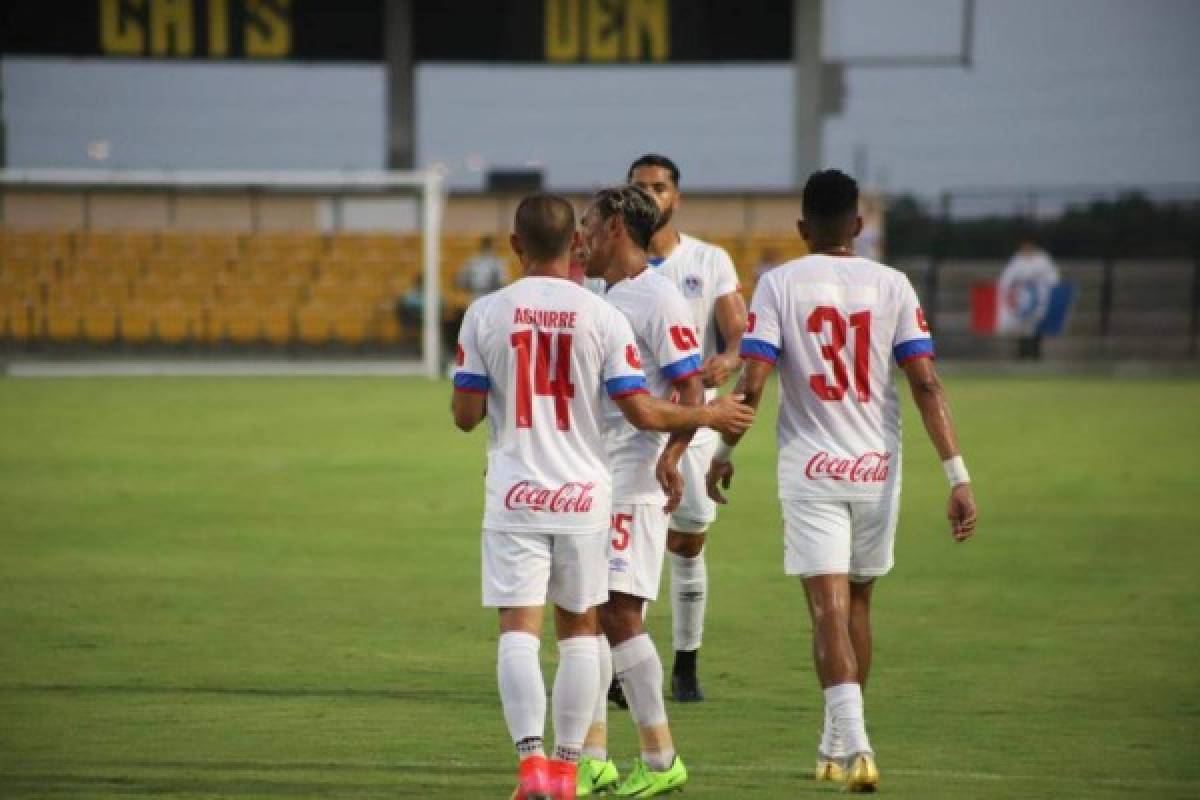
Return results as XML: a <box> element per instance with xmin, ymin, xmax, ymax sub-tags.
<box><xmin>0</xmin><ymin>302</ymin><xmax>406</xmax><ymax>345</ymax></box>
<box><xmin>0</xmin><ymin>229</ymin><xmax>801</xmax><ymax>346</ymax></box>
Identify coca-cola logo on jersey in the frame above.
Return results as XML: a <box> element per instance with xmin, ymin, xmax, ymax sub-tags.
<box><xmin>804</xmin><ymin>451</ymin><xmax>892</xmax><ymax>483</ymax></box>
<box><xmin>505</xmin><ymin>481</ymin><xmax>596</xmax><ymax>513</ymax></box>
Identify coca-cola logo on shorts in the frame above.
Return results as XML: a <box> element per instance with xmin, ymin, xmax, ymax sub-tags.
<box><xmin>505</xmin><ymin>481</ymin><xmax>596</xmax><ymax>513</ymax></box>
<box><xmin>804</xmin><ymin>451</ymin><xmax>891</xmax><ymax>483</ymax></box>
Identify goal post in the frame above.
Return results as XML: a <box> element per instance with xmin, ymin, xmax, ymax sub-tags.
<box><xmin>0</xmin><ymin>168</ymin><xmax>447</xmax><ymax>378</ymax></box>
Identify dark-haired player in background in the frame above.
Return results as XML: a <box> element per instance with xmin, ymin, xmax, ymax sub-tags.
<box><xmin>451</xmin><ymin>193</ymin><xmax>753</xmax><ymax>800</ymax></box>
<box><xmin>706</xmin><ymin>170</ymin><xmax>977</xmax><ymax>792</ymax></box>
<box><xmin>627</xmin><ymin>154</ymin><xmax>747</xmax><ymax>702</ymax></box>
<box><xmin>576</xmin><ymin>186</ymin><xmax>703</xmax><ymax>797</ymax></box>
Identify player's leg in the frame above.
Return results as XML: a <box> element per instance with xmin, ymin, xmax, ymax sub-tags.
<box><xmin>847</xmin><ymin>492</ymin><xmax>898</xmax><ymax>694</ymax></box>
<box><xmin>602</xmin><ymin>504</ymin><xmax>687</xmax><ymax>797</ymax></box>
<box><xmin>848</xmin><ymin>578</ymin><xmax>875</xmax><ymax>690</ymax></box>
<box><xmin>783</xmin><ymin>500</ymin><xmax>873</xmax><ymax>781</ymax></box>
<box><xmin>486</xmin><ymin>531</ymin><xmax>555</xmax><ymax>798</ymax></box>
<box><xmin>836</xmin><ymin>496</ymin><xmax>900</xmax><ymax>792</ymax></box>
<box><xmin>666</xmin><ymin>437</ymin><xmax>717</xmax><ymax>701</ymax></box>
<box><xmin>546</xmin><ymin>530</ymin><xmax>609</xmax><ymax>795</ymax></box>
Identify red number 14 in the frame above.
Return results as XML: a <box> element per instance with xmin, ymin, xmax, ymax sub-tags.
<box><xmin>511</xmin><ymin>330</ymin><xmax>575</xmax><ymax>430</ymax></box>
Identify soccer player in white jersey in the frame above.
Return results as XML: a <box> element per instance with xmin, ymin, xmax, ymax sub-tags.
<box><xmin>451</xmin><ymin>194</ymin><xmax>754</xmax><ymax>800</ymax></box>
<box><xmin>705</xmin><ymin>171</ymin><xmax>978</xmax><ymax>792</ymax></box>
<box><xmin>570</xmin><ymin>186</ymin><xmax>705</xmax><ymax>797</ymax></box>
<box><xmin>627</xmin><ymin>154</ymin><xmax>748</xmax><ymax>702</ymax></box>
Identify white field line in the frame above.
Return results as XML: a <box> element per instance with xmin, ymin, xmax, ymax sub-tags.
<box><xmin>10</xmin><ymin>758</ymin><xmax>1194</xmax><ymax>791</ymax></box>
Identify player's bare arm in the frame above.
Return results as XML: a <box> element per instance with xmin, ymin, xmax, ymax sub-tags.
<box><xmin>706</xmin><ymin>358</ymin><xmax>773</xmax><ymax>504</ymax></box>
<box><xmin>655</xmin><ymin>373</ymin><xmax>706</xmax><ymax>513</ymax></box>
<box><xmin>451</xmin><ymin>388</ymin><xmax>486</xmax><ymax>432</ymax></box>
<box><xmin>703</xmin><ymin>292</ymin><xmax>748</xmax><ymax>388</ymax></box>
<box><xmin>615</xmin><ymin>391</ymin><xmax>753</xmax><ymax>439</ymax></box>
<box><xmin>900</xmin><ymin>357</ymin><xmax>978</xmax><ymax>542</ymax></box>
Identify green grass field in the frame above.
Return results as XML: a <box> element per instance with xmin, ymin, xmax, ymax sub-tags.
<box><xmin>1</xmin><ymin>374</ymin><xmax>1199</xmax><ymax>799</ymax></box>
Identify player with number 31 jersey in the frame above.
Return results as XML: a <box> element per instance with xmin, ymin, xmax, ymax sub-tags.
<box><xmin>741</xmin><ymin>241</ymin><xmax>932</xmax><ymax>504</ymax></box>
<box><xmin>707</xmin><ymin>171</ymin><xmax>976</xmax><ymax>793</ymax></box>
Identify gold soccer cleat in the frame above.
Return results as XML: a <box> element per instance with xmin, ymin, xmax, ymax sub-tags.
<box><xmin>815</xmin><ymin>755</ymin><xmax>846</xmax><ymax>782</ymax></box>
<box><xmin>843</xmin><ymin>752</ymin><xmax>880</xmax><ymax>793</ymax></box>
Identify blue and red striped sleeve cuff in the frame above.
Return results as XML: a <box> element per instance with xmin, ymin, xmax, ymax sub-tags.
<box><xmin>453</xmin><ymin>372</ymin><xmax>490</xmax><ymax>393</ymax></box>
<box><xmin>740</xmin><ymin>338</ymin><xmax>781</xmax><ymax>364</ymax></box>
<box><xmin>893</xmin><ymin>338</ymin><xmax>935</xmax><ymax>365</ymax></box>
<box><xmin>606</xmin><ymin>375</ymin><xmax>650</xmax><ymax>398</ymax></box>
<box><xmin>661</xmin><ymin>354</ymin><xmax>703</xmax><ymax>384</ymax></box>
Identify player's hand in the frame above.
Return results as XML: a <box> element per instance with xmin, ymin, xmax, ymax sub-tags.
<box><xmin>704</xmin><ymin>393</ymin><xmax>754</xmax><ymax>437</ymax></box>
<box><xmin>706</xmin><ymin>458</ymin><xmax>735</xmax><ymax>504</ymax></box>
<box><xmin>701</xmin><ymin>353</ymin><xmax>738</xmax><ymax>389</ymax></box>
<box><xmin>947</xmin><ymin>483</ymin><xmax>977</xmax><ymax>542</ymax></box>
<box><xmin>655</xmin><ymin>453</ymin><xmax>685</xmax><ymax>514</ymax></box>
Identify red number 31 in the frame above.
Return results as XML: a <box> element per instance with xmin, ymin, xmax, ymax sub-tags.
<box><xmin>807</xmin><ymin>306</ymin><xmax>871</xmax><ymax>403</ymax></box>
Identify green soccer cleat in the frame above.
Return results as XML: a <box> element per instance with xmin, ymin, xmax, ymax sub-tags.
<box><xmin>577</xmin><ymin>756</ymin><xmax>620</xmax><ymax>796</ymax></box>
<box><xmin>614</xmin><ymin>756</ymin><xmax>688</xmax><ymax>797</ymax></box>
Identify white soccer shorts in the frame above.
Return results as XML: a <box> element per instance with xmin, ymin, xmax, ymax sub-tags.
<box><xmin>669</xmin><ymin>435</ymin><xmax>718</xmax><ymax>534</ymax></box>
<box><xmin>781</xmin><ymin>494</ymin><xmax>901</xmax><ymax>581</ymax></box>
<box><xmin>607</xmin><ymin>503</ymin><xmax>670</xmax><ymax>601</ymax></box>
<box><xmin>482</xmin><ymin>529</ymin><xmax>609</xmax><ymax>613</ymax></box>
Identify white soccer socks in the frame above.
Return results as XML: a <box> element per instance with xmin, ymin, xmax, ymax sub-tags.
<box><xmin>552</xmin><ymin>636</ymin><xmax>600</xmax><ymax>763</ymax></box>
<box><xmin>819</xmin><ymin>699</ymin><xmax>847</xmax><ymax>758</ymax></box>
<box><xmin>582</xmin><ymin>634</ymin><xmax>612</xmax><ymax>761</ymax></box>
<box><xmin>670</xmin><ymin>551</ymin><xmax>707</xmax><ymax>652</ymax></box>
<box><xmin>612</xmin><ymin>634</ymin><xmax>676</xmax><ymax>772</ymax></box>
<box><xmin>497</xmin><ymin>631</ymin><xmax>546</xmax><ymax>759</ymax></box>
<box><xmin>824</xmin><ymin>682</ymin><xmax>872</xmax><ymax>756</ymax></box>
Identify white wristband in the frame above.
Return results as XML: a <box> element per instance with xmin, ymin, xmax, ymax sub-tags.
<box><xmin>715</xmin><ymin>439</ymin><xmax>735</xmax><ymax>462</ymax></box>
<box><xmin>942</xmin><ymin>455</ymin><xmax>970</xmax><ymax>486</ymax></box>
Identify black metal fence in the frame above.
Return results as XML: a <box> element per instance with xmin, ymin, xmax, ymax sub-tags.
<box><xmin>886</xmin><ymin>186</ymin><xmax>1200</xmax><ymax>359</ymax></box>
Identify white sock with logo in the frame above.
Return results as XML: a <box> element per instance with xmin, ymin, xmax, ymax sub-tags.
<box><xmin>612</xmin><ymin>634</ymin><xmax>675</xmax><ymax>772</ymax></box>
<box><xmin>497</xmin><ymin>632</ymin><xmax>546</xmax><ymax>758</ymax></box>
<box><xmin>819</xmin><ymin>700</ymin><xmax>847</xmax><ymax>759</ymax></box>
<box><xmin>582</xmin><ymin>634</ymin><xmax>611</xmax><ymax>762</ymax></box>
<box><xmin>552</xmin><ymin>636</ymin><xmax>599</xmax><ymax>763</ymax></box>
<box><xmin>670</xmin><ymin>550</ymin><xmax>707</xmax><ymax>652</ymax></box>
<box><xmin>824</xmin><ymin>682</ymin><xmax>871</xmax><ymax>756</ymax></box>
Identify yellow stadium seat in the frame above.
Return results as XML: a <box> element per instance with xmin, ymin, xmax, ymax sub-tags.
<box><xmin>154</xmin><ymin>304</ymin><xmax>194</xmax><ymax>344</ymax></box>
<box><xmin>2</xmin><ymin>303</ymin><xmax>37</xmax><ymax>341</ymax></box>
<box><xmin>295</xmin><ymin>305</ymin><xmax>332</xmax><ymax>344</ymax></box>
<box><xmin>260</xmin><ymin>305</ymin><xmax>294</xmax><ymax>345</ymax></box>
<box><xmin>119</xmin><ymin>306</ymin><xmax>154</xmax><ymax>344</ymax></box>
<box><xmin>81</xmin><ymin>307</ymin><xmax>119</xmax><ymax>343</ymax></box>
<box><xmin>45</xmin><ymin>304</ymin><xmax>81</xmax><ymax>342</ymax></box>
<box><xmin>331</xmin><ymin>308</ymin><xmax>370</xmax><ymax>344</ymax></box>
<box><xmin>220</xmin><ymin>306</ymin><xmax>261</xmax><ymax>344</ymax></box>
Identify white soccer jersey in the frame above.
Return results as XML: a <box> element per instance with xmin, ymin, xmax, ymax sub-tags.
<box><xmin>454</xmin><ymin>276</ymin><xmax>649</xmax><ymax>534</ymax></box>
<box><xmin>651</xmin><ymin>233</ymin><xmax>741</xmax><ymax>365</ymax></box>
<box><xmin>741</xmin><ymin>255</ymin><xmax>934</xmax><ymax>501</ymax></box>
<box><xmin>603</xmin><ymin>269</ymin><xmax>704</xmax><ymax>504</ymax></box>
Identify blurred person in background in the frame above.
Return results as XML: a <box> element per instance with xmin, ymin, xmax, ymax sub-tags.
<box><xmin>628</xmin><ymin>153</ymin><xmax>747</xmax><ymax>704</ymax></box>
<box><xmin>457</xmin><ymin>234</ymin><xmax>508</xmax><ymax>297</ymax></box>
<box><xmin>998</xmin><ymin>238</ymin><xmax>1060</xmax><ymax>360</ymax></box>
<box><xmin>754</xmin><ymin>247</ymin><xmax>783</xmax><ymax>284</ymax></box>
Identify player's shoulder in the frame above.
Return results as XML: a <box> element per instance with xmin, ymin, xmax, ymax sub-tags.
<box><xmin>680</xmin><ymin>233</ymin><xmax>734</xmax><ymax>265</ymax></box>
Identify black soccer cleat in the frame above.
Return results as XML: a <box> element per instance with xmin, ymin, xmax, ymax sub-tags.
<box><xmin>607</xmin><ymin>675</ymin><xmax>628</xmax><ymax>709</ymax></box>
<box><xmin>670</xmin><ymin>649</ymin><xmax>704</xmax><ymax>703</ymax></box>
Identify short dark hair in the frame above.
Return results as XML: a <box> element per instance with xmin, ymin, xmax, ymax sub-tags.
<box><xmin>513</xmin><ymin>193</ymin><xmax>576</xmax><ymax>261</ymax></box>
<box><xmin>591</xmin><ymin>186</ymin><xmax>661</xmax><ymax>250</ymax></box>
<box><xmin>627</xmin><ymin>153</ymin><xmax>680</xmax><ymax>187</ymax></box>
<box><xmin>802</xmin><ymin>169</ymin><xmax>859</xmax><ymax>221</ymax></box>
